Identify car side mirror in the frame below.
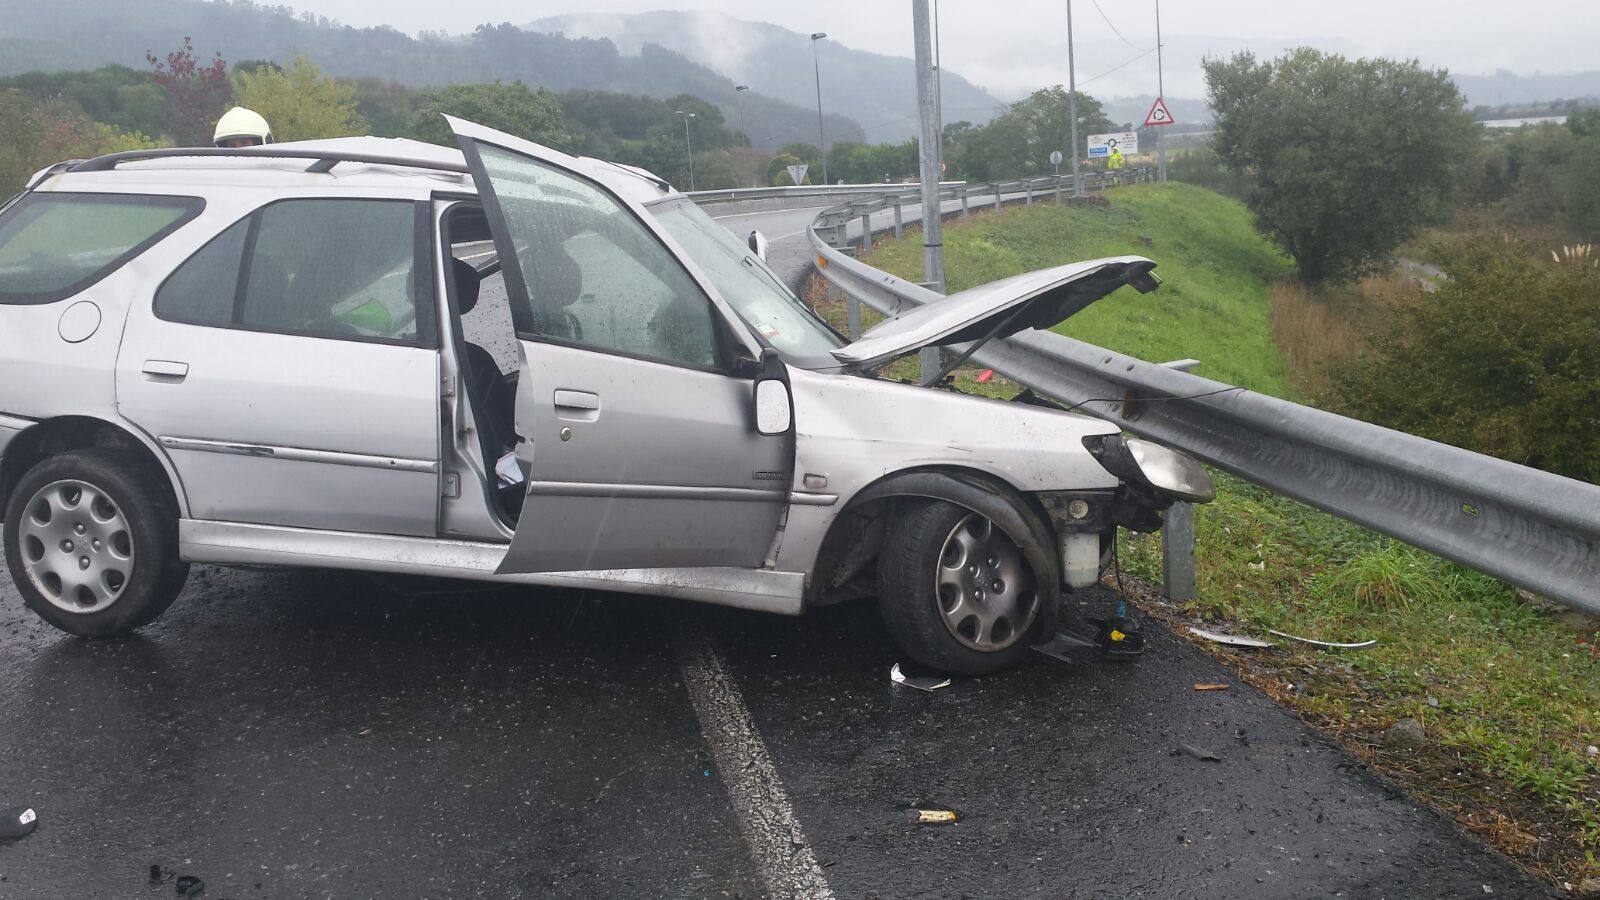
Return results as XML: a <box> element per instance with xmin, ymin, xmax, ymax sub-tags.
<box><xmin>747</xmin><ymin>229</ymin><xmax>769</xmax><ymax>261</ymax></box>
<box><xmin>753</xmin><ymin>349</ymin><xmax>792</xmax><ymax>435</ymax></box>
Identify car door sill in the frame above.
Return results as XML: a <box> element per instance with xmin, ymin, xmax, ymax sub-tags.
<box><xmin>179</xmin><ymin>519</ymin><xmax>807</xmax><ymax>615</ymax></box>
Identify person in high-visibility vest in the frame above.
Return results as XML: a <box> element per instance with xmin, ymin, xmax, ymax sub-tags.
<box><xmin>1106</xmin><ymin>147</ymin><xmax>1125</xmax><ymax>171</ymax></box>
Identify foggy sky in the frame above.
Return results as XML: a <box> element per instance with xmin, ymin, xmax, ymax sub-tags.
<box><xmin>293</xmin><ymin>0</ymin><xmax>1599</xmax><ymax>100</ymax></box>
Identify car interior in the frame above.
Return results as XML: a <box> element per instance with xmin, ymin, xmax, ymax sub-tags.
<box><xmin>440</xmin><ymin>201</ymin><xmax>525</xmax><ymax>525</ymax></box>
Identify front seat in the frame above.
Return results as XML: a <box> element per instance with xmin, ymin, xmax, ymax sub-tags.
<box><xmin>451</xmin><ymin>258</ymin><xmax>514</xmax><ymax>453</ymax></box>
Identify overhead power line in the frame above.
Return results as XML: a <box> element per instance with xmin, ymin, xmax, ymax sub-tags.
<box><xmin>1080</xmin><ymin>47</ymin><xmax>1155</xmax><ymax>85</ymax></box>
<box><xmin>1089</xmin><ymin>0</ymin><xmax>1152</xmax><ymax>52</ymax></box>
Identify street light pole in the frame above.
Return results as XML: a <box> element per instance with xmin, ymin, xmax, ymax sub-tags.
<box><xmin>675</xmin><ymin>110</ymin><xmax>697</xmax><ymax>191</ymax></box>
<box><xmin>1067</xmin><ymin>0</ymin><xmax>1081</xmax><ymax>197</ymax></box>
<box><xmin>1155</xmin><ymin>0</ymin><xmax>1167</xmax><ymax>182</ymax></box>
<box><xmin>913</xmin><ymin>0</ymin><xmax>945</xmax><ymax>382</ymax></box>
<box><xmin>810</xmin><ymin>32</ymin><xmax>829</xmax><ymax>185</ymax></box>
<box><xmin>734</xmin><ymin>84</ymin><xmax>749</xmax><ymax>143</ymax></box>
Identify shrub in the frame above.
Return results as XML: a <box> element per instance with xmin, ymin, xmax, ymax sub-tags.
<box><xmin>1330</xmin><ymin>232</ymin><xmax>1600</xmax><ymax>483</ymax></box>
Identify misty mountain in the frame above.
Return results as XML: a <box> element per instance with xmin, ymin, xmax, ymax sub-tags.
<box><xmin>530</xmin><ymin>11</ymin><xmax>1007</xmax><ymax>144</ymax></box>
<box><xmin>0</xmin><ymin>0</ymin><xmax>865</xmax><ymax>151</ymax></box>
<box><xmin>1453</xmin><ymin>70</ymin><xmax>1600</xmax><ymax>107</ymax></box>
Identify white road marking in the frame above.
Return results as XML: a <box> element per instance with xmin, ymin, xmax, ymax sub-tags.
<box><xmin>674</xmin><ymin>623</ymin><xmax>836</xmax><ymax>900</ymax></box>
<box><xmin>711</xmin><ymin>204</ymin><xmax>831</xmax><ymax>220</ymax></box>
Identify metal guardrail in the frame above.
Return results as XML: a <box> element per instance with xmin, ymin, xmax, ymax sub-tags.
<box><xmin>800</xmin><ymin>184</ymin><xmax>1600</xmax><ymax>615</ymax></box>
<box><xmin>686</xmin><ymin>170</ymin><xmax>1153</xmax><ymax>208</ymax></box>
<box><xmin>806</xmin><ymin>169</ymin><xmax>1153</xmax><ymax>248</ymax></box>
<box><xmin>685</xmin><ymin>181</ymin><xmax>969</xmax><ymax>205</ymax></box>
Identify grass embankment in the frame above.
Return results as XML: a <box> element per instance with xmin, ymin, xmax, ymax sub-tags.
<box><xmin>851</xmin><ymin>184</ymin><xmax>1600</xmax><ymax>888</ymax></box>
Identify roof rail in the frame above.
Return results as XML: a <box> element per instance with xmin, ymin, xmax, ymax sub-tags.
<box><xmin>69</xmin><ymin>147</ymin><xmax>470</xmax><ymax>176</ymax></box>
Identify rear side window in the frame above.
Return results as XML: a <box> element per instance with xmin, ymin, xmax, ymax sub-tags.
<box><xmin>154</xmin><ymin>198</ymin><xmax>435</xmax><ymax>346</ymax></box>
<box><xmin>0</xmin><ymin>193</ymin><xmax>201</xmax><ymax>305</ymax></box>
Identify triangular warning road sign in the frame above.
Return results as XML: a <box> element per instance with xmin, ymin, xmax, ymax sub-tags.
<box><xmin>1144</xmin><ymin>96</ymin><xmax>1175</xmax><ymax>127</ymax></box>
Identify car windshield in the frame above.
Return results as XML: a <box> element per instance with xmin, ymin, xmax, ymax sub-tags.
<box><xmin>646</xmin><ymin>197</ymin><xmax>845</xmax><ymax>369</ymax></box>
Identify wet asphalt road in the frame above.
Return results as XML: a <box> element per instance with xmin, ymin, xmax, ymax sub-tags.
<box><xmin>0</xmin><ymin>564</ymin><xmax>1551</xmax><ymax>898</ymax></box>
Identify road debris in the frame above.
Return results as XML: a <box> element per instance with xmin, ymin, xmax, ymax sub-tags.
<box><xmin>1267</xmin><ymin>629</ymin><xmax>1377</xmax><ymax>649</ymax></box>
<box><xmin>889</xmin><ymin>663</ymin><xmax>951</xmax><ymax>692</ymax></box>
<box><xmin>1032</xmin><ymin>630</ymin><xmax>1097</xmax><ymax>663</ymax></box>
<box><xmin>911</xmin><ymin>809</ymin><xmax>958</xmax><ymax>824</ymax></box>
<box><xmin>1188</xmin><ymin>627</ymin><xmax>1274</xmax><ymax>649</ymax></box>
<box><xmin>174</xmin><ymin>874</ymin><xmax>206</xmax><ymax>896</ymax></box>
<box><xmin>1174</xmin><ymin>743</ymin><xmax>1222</xmax><ymax>762</ymax></box>
<box><xmin>1193</xmin><ymin>683</ymin><xmax>1230</xmax><ymax>691</ymax></box>
<box><xmin>0</xmin><ymin>805</ymin><xmax>36</xmax><ymax>840</ymax></box>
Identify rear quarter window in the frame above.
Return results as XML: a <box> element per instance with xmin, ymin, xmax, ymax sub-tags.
<box><xmin>0</xmin><ymin>192</ymin><xmax>202</xmax><ymax>305</ymax></box>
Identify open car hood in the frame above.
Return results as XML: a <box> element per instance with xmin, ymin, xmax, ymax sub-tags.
<box><xmin>830</xmin><ymin>255</ymin><xmax>1159</xmax><ymax>368</ymax></box>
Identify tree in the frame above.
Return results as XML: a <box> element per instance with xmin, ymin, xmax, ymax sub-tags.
<box><xmin>0</xmin><ymin>92</ymin><xmax>160</xmax><ymax>196</ymax></box>
<box><xmin>1205</xmin><ymin>48</ymin><xmax>1477</xmax><ymax>281</ymax></box>
<box><xmin>412</xmin><ymin>81</ymin><xmax>570</xmax><ymax>151</ymax></box>
<box><xmin>944</xmin><ymin>89</ymin><xmax>1110</xmax><ymax>181</ymax></box>
<box><xmin>146</xmin><ymin>37</ymin><xmax>230</xmax><ymax>146</ymax></box>
<box><xmin>231</xmin><ymin>55</ymin><xmax>368</xmax><ymax>142</ymax></box>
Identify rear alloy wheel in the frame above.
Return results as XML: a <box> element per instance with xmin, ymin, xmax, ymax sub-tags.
<box><xmin>4</xmin><ymin>449</ymin><xmax>188</xmax><ymax>637</ymax></box>
<box><xmin>17</xmin><ymin>479</ymin><xmax>136</xmax><ymax>614</ymax></box>
<box><xmin>879</xmin><ymin>499</ymin><xmax>1045</xmax><ymax>674</ymax></box>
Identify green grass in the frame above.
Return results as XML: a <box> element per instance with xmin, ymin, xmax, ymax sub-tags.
<box><xmin>866</xmin><ymin>182</ymin><xmax>1296</xmax><ymax>396</ymax></box>
<box><xmin>860</xmin><ymin>184</ymin><xmax>1600</xmax><ymax>883</ymax></box>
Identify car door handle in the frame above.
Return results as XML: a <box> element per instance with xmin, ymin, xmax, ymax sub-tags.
<box><xmin>553</xmin><ymin>390</ymin><xmax>600</xmax><ymax>411</ymax></box>
<box><xmin>552</xmin><ymin>389</ymin><xmax>600</xmax><ymax>423</ymax></box>
<box><xmin>141</xmin><ymin>360</ymin><xmax>189</xmax><ymax>382</ymax></box>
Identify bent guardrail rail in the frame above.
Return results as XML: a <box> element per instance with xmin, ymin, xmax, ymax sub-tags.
<box><xmin>804</xmin><ymin>199</ymin><xmax>1600</xmax><ymax>615</ymax></box>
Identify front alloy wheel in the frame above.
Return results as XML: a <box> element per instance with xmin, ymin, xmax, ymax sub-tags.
<box><xmin>879</xmin><ymin>499</ymin><xmax>1048</xmax><ymax>674</ymax></box>
<box><xmin>934</xmin><ymin>513</ymin><xmax>1038</xmax><ymax>652</ymax></box>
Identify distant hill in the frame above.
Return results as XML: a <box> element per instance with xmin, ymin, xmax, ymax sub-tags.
<box><xmin>530</xmin><ymin>11</ymin><xmax>1008</xmax><ymax>143</ymax></box>
<box><xmin>0</xmin><ymin>0</ymin><xmax>865</xmax><ymax>151</ymax></box>
<box><xmin>1453</xmin><ymin>70</ymin><xmax>1600</xmax><ymax>107</ymax></box>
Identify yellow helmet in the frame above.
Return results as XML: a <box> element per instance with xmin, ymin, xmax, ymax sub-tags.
<box><xmin>213</xmin><ymin>107</ymin><xmax>273</xmax><ymax>147</ymax></box>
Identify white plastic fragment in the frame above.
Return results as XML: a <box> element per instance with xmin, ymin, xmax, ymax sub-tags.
<box><xmin>890</xmin><ymin>663</ymin><xmax>951</xmax><ymax>692</ymax></box>
<box><xmin>1267</xmin><ymin>629</ymin><xmax>1377</xmax><ymax>649</ymax></box>
<box><xmin>1188</xmin><ymin>627</ymin><xmax>1275</xmax><ymax>648</ymax></box>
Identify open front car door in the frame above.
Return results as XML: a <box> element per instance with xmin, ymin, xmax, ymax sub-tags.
<box><xmin>447</xmin><ymin>116</ymin><xmax>794</xmax><ymax>574</ymax></box>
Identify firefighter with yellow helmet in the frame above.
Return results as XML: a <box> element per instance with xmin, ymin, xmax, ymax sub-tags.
<box><xmin>213</xmin><ymin>107</ymin><xmax>273</xmax><ymax>148</ymax></box>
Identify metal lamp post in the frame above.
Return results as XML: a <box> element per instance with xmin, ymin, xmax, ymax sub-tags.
<box><xmin>734</xmin><ymin>84</ymin><xmax>749</xmax><ymax>145</ymax></box>
<box><xmin>810</xmin><ymin>32</ymin><xmax>829</xmax><ymax>185</ymax></box>
<box><xmin>675</xmin><ymin>110</ymin><xmax>697</xmax><ymax>191</ymax></box>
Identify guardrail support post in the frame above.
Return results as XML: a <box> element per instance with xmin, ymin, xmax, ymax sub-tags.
<box><xmin>859</xmin><ymin>212</ymin><xmax>872</xmax><ymax>255</ymax></box>
<box><xmin>1162</xmin><ymin>502</ymin><xmax>1197</xmax><ymax>601</ymax></box>
<box><xmin>1054</xmin><ymin>177</ymin><xmax>1062</xmax><ymax>203</ymax></box>
<box><xmin>993</xmin><ymin>184</ymin><xmax>1002</xmax><ymax>214</ymax></box>
<box><xmin>960</xmin><ymin>193</ymin><xmax>969</xmax><ymax>222</ymax></box>
<box><xmin>892</xmin><ymin>199</ymin><xmax>903</xmax><ymax>238</ymax></box>
<box><xmin>847</xmin><ymin>292</ymin><xmax>861</xmax><ymax>338</ymax></box>
<box><xmin>1025</xmin><ymin>182</ymin><xmax>1033</xmax><ymax>205</ymax></box>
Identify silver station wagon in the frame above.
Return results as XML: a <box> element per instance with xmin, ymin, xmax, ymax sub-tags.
<box><xmin>0</xmin><ymin>117</ymin><xmax>1210</xmax><ymax>673</ymax></box>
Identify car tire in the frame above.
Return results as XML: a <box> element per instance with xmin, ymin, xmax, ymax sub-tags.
<box><xmin>879</xmin><ymin>499</ymin><xmax>1046</xmax><ymax>675</ymax></box>
<box><xmin>4</xmin><ymin>449</ymin><xmax>189</xmax><ymax>637</ymax></box>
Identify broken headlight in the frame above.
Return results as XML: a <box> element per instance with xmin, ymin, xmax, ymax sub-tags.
<box><xmin>1082</xmin><ymin>435</ymin><xmax>1214</xmax><ymax>504</ymax></box>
